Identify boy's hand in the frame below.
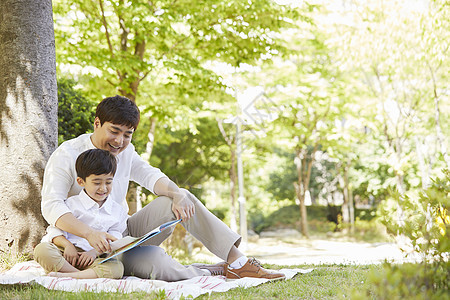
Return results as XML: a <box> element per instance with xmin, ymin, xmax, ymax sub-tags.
<box><xmin>63</xmin><ymin>244</ymin><xmax>79</xmax><ymax>267</ymax></box>
<box><xmin>77</xmin><ymin>249</ymin><xmax>97</xmax><ymax>269</ymax></box>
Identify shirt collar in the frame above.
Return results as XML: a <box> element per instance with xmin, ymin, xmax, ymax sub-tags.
<box><xmin>87</xmin><ymin>133</ymin><xmax>96</xmax><ymax>149</ymax></box>
<box><xmin>78</xmin><ymin>189</ymin><xmax>113</xmax><ymax>214</ymax></box>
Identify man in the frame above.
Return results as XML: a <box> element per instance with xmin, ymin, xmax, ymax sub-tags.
<box><xmin>41</xmin><ymin>95</ymin><xmax>285</xmax><ymax>281</ymax></box>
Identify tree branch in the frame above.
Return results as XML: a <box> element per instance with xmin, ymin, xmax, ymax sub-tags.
<box><xmin>98</xmin><ymin>0</ymin><xmax>115</xmax><ymax>57</ymax></box>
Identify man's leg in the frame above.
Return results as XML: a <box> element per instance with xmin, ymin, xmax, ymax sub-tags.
<box><xmin>124</xmin><ymin>193</ymin><xmax>285</xmax><ymax>281</ymax></box>
<box><xmin>125</xmin><ymin>194</ymin><xmax>241</xmax><ymax>261</ymax></box>
<box><xmin>121</xmin><ymin>245</ymin><xmax>208</xmax><ymax>281</ymax></box>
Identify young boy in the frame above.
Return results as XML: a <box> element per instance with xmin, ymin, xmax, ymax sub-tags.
<box><xmin>34</xmin><ymin>149</ymin><xmax>127</xmax><ymax>279</ymax></box>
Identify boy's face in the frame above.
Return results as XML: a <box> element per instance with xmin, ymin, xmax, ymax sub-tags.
<box><xmin>91</xmin><ymin>117</ymin><xmax>134</xmax><ymax>156</ymax></box>
<box><xmin>77</xmin><ymin>173</ymin><xmax>114</xmax><ymax>204</ymax></box>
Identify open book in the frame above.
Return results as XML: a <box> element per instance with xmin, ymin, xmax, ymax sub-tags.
<box><xmin>99</xmin><ymin>219</ymin><xmax>182</xmax><ymax>264</ymax></box>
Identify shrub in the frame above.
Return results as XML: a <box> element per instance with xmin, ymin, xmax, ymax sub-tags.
<box><xmin>57</xmin><ymin>78</ymin><xmax>95</xmax><ymax>144</ymax></box>
<box><xmin>350</xmin><ymin>170</ymin><xmax>450</xmax><ymax>298</ymax></box>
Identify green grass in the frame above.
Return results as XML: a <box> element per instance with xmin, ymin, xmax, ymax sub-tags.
<box><xmin>197</xmin><ymin>264</ymin><xmax>378</xmax><ymax>300</ymax></box>
<box><xmin>0</xmin><ymin>249</ymin><xmax>32</xmax><ymax>273</ymax></box>
<box><xmin>0</xmin><ymin>262</ymin><xmax>379</xmax><ymax>299</ymax></box>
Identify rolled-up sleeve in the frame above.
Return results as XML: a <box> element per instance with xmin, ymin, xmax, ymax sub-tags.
<box><xmin>41</xmin><ymin>226</ymin><xmax>66</xmax><ymax>243</ymax></box>
<box><xmin>41</xmin><ymin>148</ymin><xmax>75</xmax><ymax>226</ymax></box>
<box><xmin>129</xmin><ymin>151</ymin><xmax>167</xmax><ymax>194</ymax></box>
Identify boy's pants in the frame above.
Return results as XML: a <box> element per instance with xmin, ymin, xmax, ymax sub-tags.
<box><xmin>34</xmin><ymin>242</ymin><xmax>124</xmax><ymax>279</ymax></box>
<box><xmin>121</xmin><ymin>191</ymin><xmax>241</xmax><ymax>281</ymax></box>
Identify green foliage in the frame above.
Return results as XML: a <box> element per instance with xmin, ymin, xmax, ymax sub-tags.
<box><xmin>150</xmin><ymin>117</ymin><xmax>230</xmax><ymax>189</ymax></box>
<box><xmin>357</xmin><ymin>170</ymin><xmax>450</xmax><ymax>298</ymax></box>
<box><xmin>57</xmin><ymin>78</ymin><xmax>95</xmax><ymax>144</ymax></box>
<box><xmin>251</xmin><ymin>204</ymin><xmax>384</xmax><ymax>237</ymax></box>
<box><xmin>378</xmin><ymin>170</ymin><xmax>450</xmax><ymax>260</ymax></box>
<box><xmin>266</xmin><ymin>149</ymin><xmax>296</xmax><ymax>201</ymax></box>
<box><xmin>0</xmin><ymin>249</ymin><xmax>31</xmax><ymax>272</ymax></box>
<box><xmin>53</xmin><ymin>0</ymin><xmax>303</xmax><ymax>139</ymax></box>
<box><xmin>349</xmin><ymin>263</ymin><xmax>450</xmax><ymax>300</ymax></box>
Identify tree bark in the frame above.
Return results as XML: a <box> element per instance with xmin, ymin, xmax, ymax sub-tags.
<box><xmin>295</xmin><ymin>148</ymin><xmax>309</xmax><ymax>238</ymax></box>
<box><xmin>0</xmin><ymin>0</ymin><xmax>58</xmax><ymax>253</ymax></box>
<box><xmin>341</xmin><ymin>161</ymin><xmax>354</xmax><ymax>233</ymax></box>
<box><xmin>339</xmin><ymin>172</ymin><xmax>349</xmax><ymax>224</ymax></box>
<box><xmin>145</xmin><ymin>117</ymin><xmax>157</xmax><ymax>159</ymax></box>
<box><xmin>428</xmin><ymin>63</ymin><xmax>450</xmax><ymax>169</ymax></box>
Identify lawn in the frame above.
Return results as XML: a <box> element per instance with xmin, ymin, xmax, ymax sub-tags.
<box><xmin>0</xmin><ymin>263</ymin><xmax>379</xmax><ymax>299</ymax></box>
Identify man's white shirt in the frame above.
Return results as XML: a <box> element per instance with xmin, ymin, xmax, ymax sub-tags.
<box><xmin>42</xmin><ymin>189</ymin><xmax>128</xmax><ymax>251</ymax></box>
<box><xmin>41</xmin><ymin>133</ymin><xmax>167</xmax><ymax>226</ymax></box>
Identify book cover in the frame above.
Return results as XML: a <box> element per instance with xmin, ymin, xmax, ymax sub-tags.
<box><xmin>99</xmin><ymin>219</ymin><xmax>182</xmax><ymax>264</ymax></box>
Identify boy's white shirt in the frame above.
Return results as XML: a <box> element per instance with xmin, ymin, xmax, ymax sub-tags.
<box><xmin>41</xmin><ymin>133</ymin><xmax>167</xmax><ymax>226</ymax></box>
<box><xmin>41</xmin><ymin>189</ymin><xmax>128</xmax><ymax>251</ymax></box>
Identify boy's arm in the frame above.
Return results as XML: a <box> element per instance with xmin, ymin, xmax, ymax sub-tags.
<box><xmin>52</xmin><ymin>235</ymin><xmax>74</xmax><ymax>249</ymax></box>
<box><xmin>52</xmin><ymin>235</ymin><xmax>79</xmax><ymax>267</ymax></box>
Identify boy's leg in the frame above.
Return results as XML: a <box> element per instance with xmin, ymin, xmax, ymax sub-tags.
<box><xmin>120</xmin><ymin>245</ymin><xmax>208</xmax><ymax>281</ymax></box>
<box><xmin>34</xmin><ymin>242</ymin><xmax>70</xmax><ymax>273</ymax></box>
<box><xmin>125</xmin><ymin>193</ymin><xmax>241</xmax><ymax>261</ymax></box>
<box><xmin>48</xmin><ymin>269</ymin><xmax>98</xmax><ymax>279</ymax></box>
<box><xmin>88</xmin><ymin>258</ymin><xmax>124</xmax><ymax>279</ymax></box>
<box><xmin>49</xmin><ymin>258</ymin><xmax>124</xmax><ymax>279</ymax></box>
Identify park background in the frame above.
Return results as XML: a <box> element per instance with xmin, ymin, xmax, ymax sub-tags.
<box><xmin>0</xmin><ymin>0</ymin><xmax>448</xmax><ymax>299</ymax></box>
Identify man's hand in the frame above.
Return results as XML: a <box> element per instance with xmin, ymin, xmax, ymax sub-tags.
<box><xmin>171</xmin><ymin>189</ymin><xmax>195</xmax><ymax>221</ymax></box>
<box><xmin>85</xmin><ymin>229</ymin><xmax>117</xmax><ymax>253</ymax></box>
<box><xmin>63</xmin><ymin>243</ymin><xmax>79</xmax><ymax>267</ymax></box>
<box><xmin>77</xmin><ymin>249</ymin><xmax>97</xmax><ymax>269</ymax></box>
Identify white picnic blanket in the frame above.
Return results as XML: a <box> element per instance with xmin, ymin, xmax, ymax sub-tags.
<box><xmin>0</xmin><ymin>261</ymin><xmax>313</xmax><ymax>299</ymax></box>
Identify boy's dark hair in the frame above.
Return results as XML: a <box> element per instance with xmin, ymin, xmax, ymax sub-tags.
<box><xmin>76</xmin><ymin>149</ymin><xmax>117</xmax><ymax>180</ymax></box>
<box><xmin>96</xmin><ymin>95</ymin><xmax>140</xmax><ymax>130</ymax></box>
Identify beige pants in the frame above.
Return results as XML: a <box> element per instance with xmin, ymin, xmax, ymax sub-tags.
<box><xmin>121</xmin><ymin>193</ymin><xmax>241</xmax><ymax>281</ymax></box>
<box><xmin>34</xmin><ymin>242</ymin><xmax>124</xmax><ymax>279</ymax></box>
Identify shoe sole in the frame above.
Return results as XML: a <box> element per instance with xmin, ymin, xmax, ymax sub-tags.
<box><xmin>226</xmin><ymin>276</ymin><xmax>286</xmax><ymax>282</ymax></box>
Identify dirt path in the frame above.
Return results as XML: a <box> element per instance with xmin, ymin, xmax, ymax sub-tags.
<box><xmin>192</xmin><ymin>235</ymin><xmax>416</xmax><ymax>266</ymax></box>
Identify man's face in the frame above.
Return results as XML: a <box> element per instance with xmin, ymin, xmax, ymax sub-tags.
<box><xmin>91</xmin><ymin>117</ymin><xmax>134</xmax><ymax>156</ymax></box>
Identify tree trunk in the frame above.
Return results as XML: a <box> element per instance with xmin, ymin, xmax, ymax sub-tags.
<box><xmin>415</xmin><ymin>136</ymin><xmax>431</xmax><ymax>189</ymax></box>
<box><xmin>348</xmin><ymin>180</ymin><xmax>355</xmax><ymax>234</ymax></box>
<box><xmin>343</xmin><ymin>161</ymin><xmax>354</xmax><ymax>233</ymax></box>
<box><xmin>295</xmin><ymin>149</ymin><xmax>309</xmax><ymax>238</ymax></box>
<box><xmin>145</xmin><ymin>117</ymin><xmax>157</xmax><ymax>159</ymax></box>
<box><xmin>338</xmin><ymin>164</ymin><xmax>350</xmax><ymax>225</ymax></box>
<box><xmin>429</xmin><ymin>64</ymin><xmax>450</xmax><ymax>169</ymax></box>
<box><xmin>0</xmin><ymin>0</ymin><xmax>58</xmax><ymax>253</ymax></box>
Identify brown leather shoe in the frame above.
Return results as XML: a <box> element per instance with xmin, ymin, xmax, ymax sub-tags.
<box><xmin>225</xmin><ymin>258</ymin><xmax>286</xmax><ymax>281</ymax></box>
<box><xmin>192</xmin><ymin>262</ymin><xmax>226</xmax><ymax>276</ymax></box>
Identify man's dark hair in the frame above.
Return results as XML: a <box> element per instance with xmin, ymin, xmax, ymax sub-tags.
<box><xmin>96</xmin><ymin>95</ymin><xmax>140</xmax><ymax>130</ymax></box>
<box><xmin>76</xmin><ymin>149</ymin><xmax>117</xmax><ymax>180</ymax></box>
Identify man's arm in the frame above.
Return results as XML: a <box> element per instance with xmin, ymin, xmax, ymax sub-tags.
<box><xmin>55</xmin><ymin>213</ymin><xmax>117</xmax><ymax>253</ymax></box>
<box><xmin>128</xmin><ymin>148</ymin><xmax>194</xmax><ymax>220</ymax></box>
<box><xmin>153</xmin><ymin>177</ymin><xmax>195</xmax><ymax>221</ymax></box>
